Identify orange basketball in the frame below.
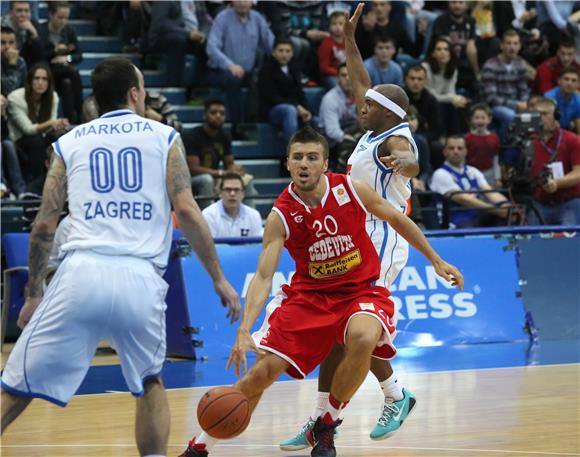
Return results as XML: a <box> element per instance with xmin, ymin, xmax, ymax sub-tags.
<box><xmin>197</xmin><ymin>386</ymin><xmax>251</xmax><ymax>439</ymax></box>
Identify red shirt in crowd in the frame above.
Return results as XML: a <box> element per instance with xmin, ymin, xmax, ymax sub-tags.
<box><xmin>464</xmin><ymin>131</ymin><xmax>501</xmax><ymax>172</ymax></box>
<box><xmin>534</xmin><ymin>55</ymin><xmax>580</xmax><ymax>94</ymax></box>
<box><xmin>531</xmin><ymin>128</ymin><xmax>580</xmax><ymax>203</ymax></box>
<box><xmin>318</xmin><ymin>37</ymin><xmax>346</xmax><ymax>76</ymax></box>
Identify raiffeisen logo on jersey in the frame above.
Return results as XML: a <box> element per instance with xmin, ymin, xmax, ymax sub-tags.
<box><xmin>390</xmin><ymin>266</ymin><xmax>477</xmax><ymax>320</ymax></box>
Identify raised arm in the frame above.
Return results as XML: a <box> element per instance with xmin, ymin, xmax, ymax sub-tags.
<box><xmin>18</xmin><ymin>150</ymin><xmax>67</xmax><ymax>328</ymax></box>
<box><xmin>166</xmin><ymin>135</ymin><xmax>240</xmax><ymax>322</ymax></box>
<box><xmin>227</xmin><ymin>210</ymin><xmax>286</xmax><ymax>376</ymax></box>
<box><xmin>352</xmin><ymin>179</ymin><xmax>464</xmax><ymax>289</ymax></box>
<box><xmin>344</xmin><ymin>2</ymin><xmax>372</xmax><ymax>112</ymax></box>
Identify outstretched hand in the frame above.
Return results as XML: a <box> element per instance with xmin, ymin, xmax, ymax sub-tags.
<box><xmin>344</xmin><ymin>2</ymin><xmax>365</xmax><ymax>38</ymax></box>
<box><xmin>226</xmin><ymin>329</ymin><xmax>265</xmax><ymax>377</ymax></box>
<box><xmin>433</xmin><ymin>259</ymin><xmax>464</xmax><ymax>291</ymax></box>
<box><xmin>214</xmin><ymin>278</ymin><xmax>241</xmax><ymax>323</ymax></box>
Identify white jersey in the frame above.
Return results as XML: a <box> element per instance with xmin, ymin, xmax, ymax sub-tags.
<box><xmin>54</xmin><ymin>109</ymin><xmax>177</xmax><ymax>269</ymax></box>
<box><xmin>347</xmin><ymin>122</ymin><xmax>419</xmax><ymax>288</ymax></box>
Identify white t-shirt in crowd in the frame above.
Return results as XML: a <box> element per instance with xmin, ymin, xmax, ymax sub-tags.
<box><xmin>202</xmin><ymin>200</ymin><xmax>263</xmax><ymax>238</ymax></box>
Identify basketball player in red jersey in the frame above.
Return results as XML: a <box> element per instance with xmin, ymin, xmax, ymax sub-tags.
<box><xmin>179</xmin><ymin>127</ymin><xmax>463</xmax><ymax>457</ymax></box>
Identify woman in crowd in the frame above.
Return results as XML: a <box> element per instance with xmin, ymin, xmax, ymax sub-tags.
<box><xmin>7</xmin><ymin>63</ymin><xmax>69</xmax><ymax>193</ymax></box>
<box><xmin>38</xmin><ymin>1</ymin><xmax>83</xmax><ymax>124</ymax></box>
<box><xmin>422</xmin><ymin>35</ymin><xmax>468</xmax><ymax>136</ymax></box>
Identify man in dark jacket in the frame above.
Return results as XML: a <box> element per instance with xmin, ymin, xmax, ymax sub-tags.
<box><xmin>1</xmin><ymin>26</ymin><xmax>27</xmax><ymax>96</ymax></box>
<box><xmin>0</xmin><ymin>1</ymin><xmax>43</xmax><ymax>66</ymax></box>
<box><xmin>258</xmin><ymin>36</ymin><xmax>312</xmax><ymax>145</ymax></box>
<box><xmin>403</xmin><ymin>65</ymin><xmax>444</xmax><ymax>169</ymax></box>
<box><xmin>148</xmin><ymin>1</ymin><xmax>210</xmax><ymax>86</ymax></box>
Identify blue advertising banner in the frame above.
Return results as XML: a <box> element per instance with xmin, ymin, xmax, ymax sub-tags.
<box><xmin>181</xmin><ymin>236</ymin><xmax>527</xmax><ymax>361</ymax></box>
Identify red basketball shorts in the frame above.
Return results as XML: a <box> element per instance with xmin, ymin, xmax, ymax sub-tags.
<box><xmin>253</xmin><ymin>284</ymin><xmax>397</xmax><ymax>379</ymax></box>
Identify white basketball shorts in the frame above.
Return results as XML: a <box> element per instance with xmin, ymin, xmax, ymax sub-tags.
<box><xmin>1</xmin><ymin>250</ymin><xmax>168</xmax><ymax>406</ymax></box>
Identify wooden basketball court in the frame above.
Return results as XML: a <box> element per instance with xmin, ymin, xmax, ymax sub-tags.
<box><xmin>2</xmin><ymin>362</ymin><xmax>578</xmax><ymax>457</ymax></box>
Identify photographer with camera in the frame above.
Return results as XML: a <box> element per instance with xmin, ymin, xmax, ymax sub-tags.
<box><xmin>528</xmin><ymin>97</ymin><xmax>580</xmax><ymax>225</ymax></box>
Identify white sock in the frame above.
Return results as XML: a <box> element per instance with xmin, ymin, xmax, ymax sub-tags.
<box><xmin>312</xmin><ymin>392</ymin><xmax>330</xmax><ymax>419</ymax></box>
<box><xmin>379</xmin><ymin>374</ymin><xmax>404</xmax><ymax>402</ymax></box>
<box><xmin>197</xmin><ymin>432</ymin><xmax>219</xmax><ymax>451</ymax></box>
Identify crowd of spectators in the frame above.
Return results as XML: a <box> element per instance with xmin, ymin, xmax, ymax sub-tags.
<box><xmin>1</xmin><ymin>0</ymin><xmax>579</xmax><ymax>228</ymax></box>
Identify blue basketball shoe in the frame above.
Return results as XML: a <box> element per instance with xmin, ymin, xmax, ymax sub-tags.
<box><xmin>369</xmin><ymin>388</ymin><xmax>416</xmax><ymax>440</ymax></box>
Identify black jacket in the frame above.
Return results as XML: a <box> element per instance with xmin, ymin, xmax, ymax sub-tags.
<box><xmin>404</xmin><ymin>87</ymin><xmax>441</xmax><ymax>144</ymax></box>
<box><xmin>38</xmin><ymin>22</ymin><xmax>82</xmax><ymax>65</ymax></box>
<box><xmin>257</xmin><ymin>56</ymin><xmax>307</xmax><ymax>119</ymax></box>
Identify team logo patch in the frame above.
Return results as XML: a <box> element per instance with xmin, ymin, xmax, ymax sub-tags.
<box><xmin>359</xmin><ymin>302</ymin><xmax>375</xmax><ymax>311</ymax></box>
<box><xmin>308</xmin><ymin>249</ymin><xmax>361</xmax><ymax>278</ymax></box>
<box><xmin>332</xmin><ymin>184</ymin><xmax>351</xmax><ymax>206</ymax></box>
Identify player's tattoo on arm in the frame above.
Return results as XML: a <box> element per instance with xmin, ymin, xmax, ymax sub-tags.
<box><xmin>167</xmin><ymin>136</ymin><xmax>193</xmax><ymax>198</ymax></box>
<box><xmin>26</xmin><ymin>151</ymin><xmax>67</xmax><ymax>298</ymax></box>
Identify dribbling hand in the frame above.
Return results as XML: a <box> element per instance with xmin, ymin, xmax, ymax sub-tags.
<box><xmin>226</xmin><ymin>329</ymin><xmax>264</xmax><ymax>377</ymax></box>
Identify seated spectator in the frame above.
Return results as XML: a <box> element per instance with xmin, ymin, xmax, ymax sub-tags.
<box><xmin>148</xmin><ymin>1</ymin><xmax>210</xmax><ymax>86</ymax></box>
<box><xmin>406</xmin><ymin>105</ymin><xmax>432</xmax><ymax>190</ymax></box>
<box><xmin>38</xmin><ymin>1</ymin><xmax>83</xmax><ymax>124</ymax></box>
<box><xmin>537</xmin><ymin>0</ymin><xmax>580</xmax><ymax>56</ymax></box>
<box><xmin>121</xmin><ymin>0</ymin><xmax>151</xmax><ymax>53</ymax></box>
<box><xmin>258</xmin><ymin>37</ymin><xmax>311</xmax><ymax>146</ymax></box>
<box><xmin>493</xmin><ymin>0</ymin><xmax>538</xmax><ymax>39</ymax></box>
<box><xmin>534</xmin><ymin>39</ymin><xmax>579</xmax><ymax>94</ymax></box>
<box><xmin>185</xmin><ymin>99</ymin><xmax>256</xmax><ymax>210</ymax></box>
<box><xmin>403</xmin><ymin>64</ymin><xmax>444</xmax><ymax>168</ymax></box>
<box><xmin>1</xmin><ymin>1</ymin><xmax>43</xmax><ymax>66</ymax></box>
<box><xmin>464</xmin><ymin>103</ymin><xmax>501</xmax><ymax>186</ymax></box>
<box><xmin>431</xmin><ymin>0</ymin><xmax>479</xmax><ymax>96</ymax></box>
<box><xmin>318</xmin><ymin>10</ymin><xmax>347</xmax><ymax>89</ymax></box>
<box><xmin>481</xmin><ymin>29</ymin><xmax>530</xmax><ymax>142</ymax></box>
<box><xmin>318</xmin><ymin>62</ymin><xmax>362</xmax><ymax>170</ymax></box>
<box><xmin>429</xmin><ymin>136</ymin><xmax>509</xmax><ymax>228</ymax></box>
<box><xmin>422</xmin><ymin>35</ymin><xmax>468</xmax><ymax>136</ymax></box>
<box><xmin>6</xmin><ymin>63</ymin><xmax>69</xmax><ymax>194</ymax></box>
<box><xmin>545</xmin><ymin>67</ymin><xmax>580</xmax><ymax>134</ymax></box>
<box><xmin>528</xmin><ymin>97</ymin><xmax>580</xmax><ymax>225</ymax></box>
<box><xmin>363</xmin><ymin>35</ymin><xmax>403</xmax><ymax>86</ymax></box>
<box><xmin>258</xmin><ymin>1</ymin><xmax>329</xmax><ymax>83</ymax></box>
<box><xmin>207</xmin><ymin>1</ymin><xmax>274</xmax><ymax>140</ymax></box>
<box><xmin>144</xmin><ymin>91</ymin><xmax>183</xmax><ymax>132</ymax></box>
<box><xmin>1</xmin><ymin>93</ymin><xmax>26</xmax><ymax>198</ymax></box>
<box><xmin>1</xmin><ymin>26</ymin><xmax>27</xmax><ymax>96</ymax></box>
<box><xmin>356</xmin><ymin>0</ymin><xmax>422</xmax><ymax>62</ymax></box>
<box><xmin>202</xmin><ymin>172</ymin><xmax>263</xmax><ymax>238</ymax></box>
<box><xmin>471</xmin><ymin>0</ymin><xmax>500</xmax><ymax>67</ymax></box>
<box><xmin>404</xmin><ymin>1</ymin><xmax>439</xmax><ymax>57</ymax></box>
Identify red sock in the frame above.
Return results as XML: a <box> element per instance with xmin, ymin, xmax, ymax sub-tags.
<box><xmin>322</xmin><ymin>393</ymin><xmax>349</xmax><ymax>424</ymax></box>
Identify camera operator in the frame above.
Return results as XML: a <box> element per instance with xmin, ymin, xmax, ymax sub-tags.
<box><xmin>528</xmin><ymin>97</ymin><xmax>580</xmax><ymax>225</ymax></box>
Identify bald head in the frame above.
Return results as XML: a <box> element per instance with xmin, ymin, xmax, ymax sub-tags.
<box><xmin>374</xmin><ymin>84</ymin><xmax>409</xmax><ymax>114</ymax></box>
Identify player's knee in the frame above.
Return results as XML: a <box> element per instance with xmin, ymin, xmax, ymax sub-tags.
<box><xmin>345</xmin><ymin>328</ymin><xmax>381</xmax><ymax>355</ymax></box>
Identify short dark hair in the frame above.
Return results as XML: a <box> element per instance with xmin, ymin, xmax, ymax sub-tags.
<box><xmin>445</xmin><ymin>135</ymin><xmax>466</xmax><ymax>147</ymax></box>
<box><xmin>220</xmin><ymin>172</ymin><xmax>245</xmax><ymax>190</ymax></box>
<box><xmin>560</xmin><ymin>66</ymin><xmax>580</xmax><ymax>79</ymax></box>
<box><xmin>92</xmin><ymin>57</ymin><xmax>140</xmax><ymax>115</ymax></box>
<box><xmin>273</xmin><ymin>36</ymin><xmax>292</xmax><ymax>49</ymax></box>
<box><xmin>10</xmin><ymin>1</ymin><xmax>30</xmax><ymax>11</ymax></box>
<box><xmin>337</xmin><ymin>62</ymin><xmax>347</xmax><ymax>72</ymax></box>
<box><xmin>558</xmin><ymin>38</ymin><xmax>576</xmax><ymax>50</ymax></box>
<box><xmin>48</xmin><ymin>1</ymin><xmax>69</xmax><ymax>14</ymax></box>
<box><xmin>501</xmin><ymin>29</ymin><xmax>520</xmax><ymax>42</ymax></box>
<box><xmin>329</xmin><ymin>10</ymin><xmax>345</xmax><ymax>22</ymax></box>
<box><xmin>374</xmin><ymin>34</ymin><xmax>396</xmax><ymax>47</ymax></box>
<box><xmin>470</xmin><ymin>102</ymin><xmax>492</xmax><ymax>118</ymax></box>
<box><xmin>204</xmin><ymin>98</ymin><xmax>225</xmax><ymax>112</ymax></box>
<box><xmin>287</xmin><ymin>126</ymin><xmax>329</xmax><ymax>160</ymax></box>
<box><xmin>405</xmin><ymin>65</ymin><xmax>427</xmax><ymax>77</ymax></box>
<box><xmin>1</xmin><ymin>26</ymin><xmax>16</xmax><ymax>35</ymax></box>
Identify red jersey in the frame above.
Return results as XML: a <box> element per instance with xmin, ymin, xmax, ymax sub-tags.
<box><xmin>273</xmin><ymin>173</ymin><xmax>380</xmax><ymax>293</ymax></box>
<box><xmin>465</xmin><ymin>131</ymin><xmax>500</xmax><ymax>171</ymax></box>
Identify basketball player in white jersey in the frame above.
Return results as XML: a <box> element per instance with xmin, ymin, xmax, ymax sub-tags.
<box><xmin>0</xmin><ymin>58</ymin><xmax>240</xmax><ymax>457</ymax></box>
<box><xmin>280</xmin><ymin>3</ymin><xmax>420</xmax><ymax>450</ymax></box>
